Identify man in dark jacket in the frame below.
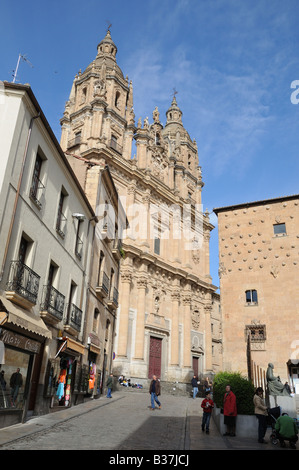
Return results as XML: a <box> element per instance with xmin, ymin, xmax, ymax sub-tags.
<box><xmin>106</xmin><ymin>374</ymin><xmax>113</xmax><ymax>398</ymax></box>
<box><xmin>149</xmin><ymin>375</ymin><xmax>161</xmax><ymax>410</ymax></box>
<box><xmin>10</xmin><ymin>368</ymin><xmax>23</xmax><ymax>405</ymax></box>
<box><xmin>191</xmin><ymin>375</ymin><xmax>199</xmax><ymax>399</ymax></box>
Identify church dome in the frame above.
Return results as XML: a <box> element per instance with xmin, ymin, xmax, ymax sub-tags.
<box><xmin>97</xmin><ymin>29</ymin><xmax>117</xmax><ymax>57</ymax></box>
<box><xmin>165</xmin><ymin>95</ymin><xmax>183</xmax><ymax>127</ymax></box>
<box><xmin>93</xmin><ymin>29</ymin><xmax>124</xmax><ymax>78</ymax></box>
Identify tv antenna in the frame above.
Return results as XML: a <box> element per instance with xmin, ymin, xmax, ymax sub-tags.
<box><xmin>12</xmin><ymin>54</ymin><xmax>34</xmax><ymax>83</ymax></box>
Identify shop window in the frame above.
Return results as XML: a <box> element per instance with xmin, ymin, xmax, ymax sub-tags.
<box><xmin>0</xmin><ymin>330</ymin><xmax>33</xmax><ymax>410</ymax></box>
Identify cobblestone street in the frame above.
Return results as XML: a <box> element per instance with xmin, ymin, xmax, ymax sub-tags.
<box><xmin>0</xmin><ymin>390</ymin><xmax>294</xmax><ymax>456</ymax></box>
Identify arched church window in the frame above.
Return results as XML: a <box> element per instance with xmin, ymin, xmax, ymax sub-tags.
<box><xmin>115</xmin><ymin>91</ymin><xmax>120</xmax><ymax>108</ymax></box>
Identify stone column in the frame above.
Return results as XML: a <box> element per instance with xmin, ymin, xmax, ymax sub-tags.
<box><xmin>134</xmin><ymin>275</ymin><xmax>147</xmax><ymax>360</ymax></box>
<box><xmin>204</xmin><ymin>304</ymin><xmax>213</xmax><ymax>372</ymax></box>
<box><xmin>91</xmin><ymin>105</ymin><xmax>105</xmax><ymax>141</ymax></box>
<box><xmin>204</xmin><ymin>230</ymin><xmax>211</xmax><ymax>279</ymax></box>
<box><xmin>171</xmin><ymin>207</ymin><xmax>181</xmax><ymax>264</ymax></box>
<box><xmin>170</xmin><ymin>288</ymin><xmax>180</xmax><ymax>366</ymax></box>
<box><xmin>117</xmin><ymin>269</ymin><xmax>132</xmax><ymax>358</ymax></box>
<box><xmin>182</xmin><ymin>291</ymin><xmax>192</xmax><ymax>368</ymax></box>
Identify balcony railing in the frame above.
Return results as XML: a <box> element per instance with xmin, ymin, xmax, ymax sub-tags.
<box><xmin>108</xmin><ymin>287</ymin><xmax>119</xmax><ymax>309</ymax></box>
<box><xmin>29</xmin><ymin>175</ymin><xmax>45</xmax><ymax>209</ymax></box>
<box><xmin>6</xmin><ymin>260</ymin><xmax>40</xmax><ymax>306</ymax></box>
<box><xmin>109</xmin><ymin>138</ymin><xmax>123</xmax><ymax>154</ymax></box>
<box><xmin>112</xmin><ymin>238</ymin><xmax>123</xmax><ymax>260</ymax></box>
<box><xmin>40</xmin><ymin>285</ymin><xmax>65</xmax><ymax>323</ymax></box>
<box><xmin>67</xmin><ymin>135</ymin><xmax>81</xmax><ymax>149</ymax></box>
<box><xmin>96</xmin><ymin>271</ymin><xmax>109</xmax><ymax>298</ymax></box>
<box><xmin>65</xmin><ymin>303</ymin><xmax>83</xmax><ymax>333</ymax></box>
<box><xmin>75</xmin><ymin>236</ymin><xmax>83</xmax><ymax>259</ymax></box>
<box><xmin>56</xmin><ymin>210</ymin><xmax>67</xmax><ymax>238</ymax></box>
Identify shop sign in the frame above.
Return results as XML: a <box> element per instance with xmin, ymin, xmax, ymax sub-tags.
<box><xmin>1</xmin><ymin>329</ymin><xmax>40</xmax><ymax>354</ymax></box>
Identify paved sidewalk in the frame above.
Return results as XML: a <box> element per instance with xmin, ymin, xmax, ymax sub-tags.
<box><xmin>0</xmin><ymin>391</ymin><xmax>294</xmax><ymax>451</ymax></box>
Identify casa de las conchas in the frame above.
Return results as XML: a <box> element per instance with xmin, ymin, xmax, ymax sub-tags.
<box><xmin>60</xmin><ymin>30</ymin><xmax>221</xmax><ymax>387</ymax></box>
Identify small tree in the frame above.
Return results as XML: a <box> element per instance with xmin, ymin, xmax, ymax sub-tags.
<box><xmin>213</xmin><ymin>371</ymin><xmax>255</xmax><ymax>415</ymax></box>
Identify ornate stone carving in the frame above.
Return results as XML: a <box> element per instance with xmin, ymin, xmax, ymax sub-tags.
<box><xmin>137</xmin><ymin>276</ymin><xmax>147</xmax><ymax>289</ymax></box>
<box><xmin>218</xmin><ymin>262</ymin><xmax>227</xmax><ymax>278</ymax></box>
<box><xmin>270</xmin><ymin>265</ymin><xmax>279</xmax><ymax>278</ymax></box>
<box><xmin>153</xmin><ymin>107</ymin><xmax>160</xmax><ymax>123</ymax></box>
<box><xmin>191</xmin><ymin>309</ymin><xmax>200</xmax><ymax>329</ymax></box>
<box><xmin>120</xmin><ymin>270</ymin><xmax>132</xmax><ymax>283</ymax></box>
<box><xmin>93</xmin><ymin>78</ymin><xmax>107</xmax><ymax>99</ymax></box>
<box><xmin>192</xmin><ymin>250</ymin><xmax>200</xmax><ymax>264</ymax></box>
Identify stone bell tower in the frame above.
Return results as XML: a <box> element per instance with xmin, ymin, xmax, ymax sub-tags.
<box><xmin>60</xmin><ymin>28</ymin><xmax>135</xmax><ymax>173</ymax></box>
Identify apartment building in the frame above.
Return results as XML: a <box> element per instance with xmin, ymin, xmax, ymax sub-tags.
<box><xmin>0</xmin><ymin>82</ymin><xmax>97</xmax><ymax>427</ymax></box>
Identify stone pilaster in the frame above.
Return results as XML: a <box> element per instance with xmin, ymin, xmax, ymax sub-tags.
<box><xmin>170</xmin><ymin>289</ymin><xmax>180</xmax><ymax>366</ymax></box>
<box><xmin>134</xmin><ymin>275</ymin><xmax>148</xmax><ymax>360</ymax></box>
<box><xmin>117</xmin><ymin>269</ymin><xmax>132</xmax><ymax>357</ymax></box>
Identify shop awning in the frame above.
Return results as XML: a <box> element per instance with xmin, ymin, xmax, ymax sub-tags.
<box><xmin>56</xmin><ymin>336</ymin><xmax>85</xmax><ymax>356</ymax></box>
<box><xmin>0</xmin><ymin>295</ymin><xmax>52</xmax><ymax>339</ymax></box>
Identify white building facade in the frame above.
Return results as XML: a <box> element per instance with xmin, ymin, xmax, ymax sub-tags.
<box><xmin>0</xmin><ymin>82</ymin><xmax>96</xmax><ymax>427</ymax></box>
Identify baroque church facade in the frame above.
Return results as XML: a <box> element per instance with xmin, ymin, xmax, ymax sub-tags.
<box><xmin>60</xmin><ymin>30</ymin><xmax>221</xmax><ymax>387</ymax></box>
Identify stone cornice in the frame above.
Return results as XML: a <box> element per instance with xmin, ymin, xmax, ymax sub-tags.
<box><xmin>121</xmin><ymin>241</ymin><xmax>217</xmax><ymax>292</ymax></box>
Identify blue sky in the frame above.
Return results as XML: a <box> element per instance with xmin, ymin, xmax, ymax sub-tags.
<box><xmin>1</xmin><ymin>0</ymin><xmax>299</xmax><ymax>289</ymax></box>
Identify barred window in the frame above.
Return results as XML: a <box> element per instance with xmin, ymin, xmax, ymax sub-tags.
<box><xmin>247</xmin><ymin>324</ymin><xmax>266</xmax><ymax>342</ymax></box>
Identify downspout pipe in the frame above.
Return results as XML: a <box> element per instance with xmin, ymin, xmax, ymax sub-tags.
<box><xmin>0</xmin><ymin>112</ymin><xmax>40</xmax><ymax>282</ymax></box>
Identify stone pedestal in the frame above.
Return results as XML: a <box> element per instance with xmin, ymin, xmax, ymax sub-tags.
<box><xmin>268</xmin><ymin>395</ymin><xmax>297</xmax><ymax>418</ymax></box>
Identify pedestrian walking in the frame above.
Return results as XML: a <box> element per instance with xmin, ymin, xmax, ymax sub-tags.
<box><xmin>201</xmin><ymin>391</ymin><xmax>214</xmax><ymax>434</ymax></box>
<box><xmin>223</xmin><ymin>384</ymin><xmax>237</xmax><ymax>436</ymax></box>
<box><xmin>10</xmin><ymin>368</ymin><xmax>23</xmax><ymax>406</ymax></box>
<box><xmin>149</xmin><ymin>375</ymin><xmax>161</xmax><ymax>410</ymax></box>
<box><xmin>253</xmin><ymin>387</ymin><xmax>268</xmax><ymax>444</ymax></box>
<box><xmin>191</xmin><ymin>375</ymin><xmax>199</xmax><ymax>399</ymax></box>
<box><xmin>204</xmin><ymin>376</ymin><xmax>212</xmax><ymax>394</ymax></box>
<box><xmin>106</xmin><ymin>373</ymin><xmax>113</xmax><ymax>398</ymax></box>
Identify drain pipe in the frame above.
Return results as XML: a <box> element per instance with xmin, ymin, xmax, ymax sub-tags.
<box><xmin>0</xmin><ymin>112</ymin><xmax>40</xmax><ymax>282</ymax></box>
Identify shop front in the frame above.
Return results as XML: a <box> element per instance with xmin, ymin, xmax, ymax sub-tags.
<box><xmin>87</xmin><ymin>333</ymin><xmax>103</xmax><ymax>398</ymax></box>
<box><xmin>44</xmin><ymin>336</ymin><xmax>92</xmax><ymax>410</ymax></box>
<box><xmin>0</xmin><ymin>296</ymin><xmax>51</xmax><ymax>429</ymax></box>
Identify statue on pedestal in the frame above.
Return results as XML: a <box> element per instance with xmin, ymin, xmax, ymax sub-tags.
<box><xmin>266</xmin><ymin>363</ymin><xmax>291</xmax><ymax>396</ymax></box>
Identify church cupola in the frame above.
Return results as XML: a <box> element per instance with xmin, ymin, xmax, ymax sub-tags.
<box><xmin>97</xmin><ymin>29</ymin><xmax>117</xmax><ymax>59</ymax></box>
<box><xmin>165</xmin><ymin>94</ymin><xmax>183</xmax><ymax>127</ymax></box>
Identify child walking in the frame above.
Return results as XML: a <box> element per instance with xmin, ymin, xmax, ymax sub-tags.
<box><xmin>201</xmin><ymin>391</ymin><xmax>215</xmax><ymax>434</ymax></box>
